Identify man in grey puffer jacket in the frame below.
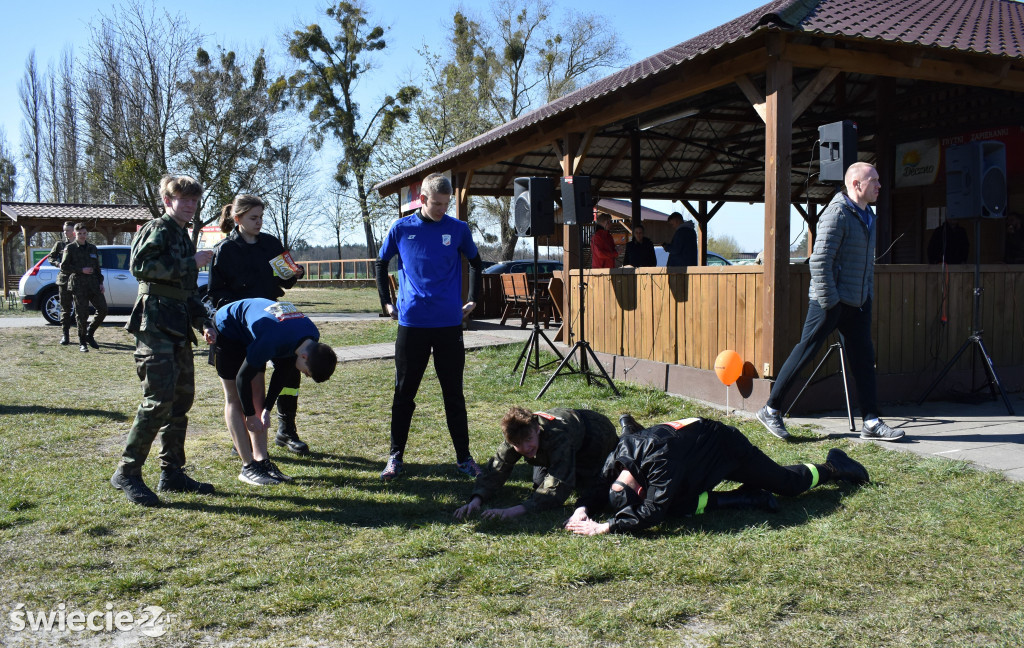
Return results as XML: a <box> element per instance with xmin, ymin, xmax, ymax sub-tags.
<box><xmin>756</xmin><ymin>162</ymin><xmax>905</xmax><ymax>442</ymax></box>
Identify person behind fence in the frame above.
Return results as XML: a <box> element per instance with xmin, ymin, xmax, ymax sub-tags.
<box><xmin>623</xmin><ymin>223</ymin><xmax>657</xmax><ymax>268</ymax></box>
<box><xmin>208</xmin><ymin>298</ymin><xmax>337</xmax><ymax>486</ymax></box>
<box><xmin>207</xmin><ymin>194</ymin><xmax>311</xmax><ymax>456</ymax></box>
<box><xmin>48</xmin><ymin>221</ymin><xmax>76</xmax><ymax>345</ymax></box>
<box><xmin>453</xmin><ymin>406</ymin><xmax>618</xmax><ymax>523</ymax></box>
<box><xmin>61</xmin><ymin>223</ymin><xmax>107</xmax><ymax>352</ymax></box>
<box><xmin>110</xmin><ymin>174</ymin><xmax>216</xmax><ymax>507</ymax></box>
<box><xmin>374</xmin><ymin>172</ymin><xmax>485</xmax><ymax>482</ymax></box>
<box><xmin>755</xmin><ymin>162</ymin><xmax>904</xmax><ymax>443</ymax></box>
<box><xmin>663</xmin><ymin>212</ymin><xmax>698</xmax><ymax>268</ymax></box>
<box><xmin>590</xmin><ymin>213</ymin><xmax>618</xmax><ymax>269</ymax></box>
<box><xmin>564</xmin><ymin>414</ymin><xmax>870</xmax><ymax>536</ymax></box>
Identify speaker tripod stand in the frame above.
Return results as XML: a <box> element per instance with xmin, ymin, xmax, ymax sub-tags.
<box><xmin>513</xmin><ymin>240</ymin><xmax>565</xmax><ymax>385</ymax></box>
<box><xmin>917</xmin><ymin>217</ymin><xmax>1014</xmax><ymax>415</ymax></box>
<box><xmin>785</xmin><ymin>339</ymin><xmax>856</xmax><ymax>432</ymax></box>
<box><xmin>536</xmin><ymin>225</ymin><xmax>619</xmax><ymax>399</ymax></box>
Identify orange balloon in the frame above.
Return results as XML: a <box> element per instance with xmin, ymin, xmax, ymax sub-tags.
<box><xmin>714</xmin><ymin>350</ymin><xmax>743</xmax><ymax>386</ymax></box>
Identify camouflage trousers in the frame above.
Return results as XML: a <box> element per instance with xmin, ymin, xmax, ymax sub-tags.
<box><xmin>57</xmin><ymin>278</ymin><xmax>73</xmax><ymax>330</ymax></box>
<box><xmin>71</xmin><ymin>277</ymin><xmax>107</xmax><ymax>339</ymax></box>
<box><xmin>119</xmin><ymin>331</ymin><xmax>195</xmax><ymax>474</ymax></box>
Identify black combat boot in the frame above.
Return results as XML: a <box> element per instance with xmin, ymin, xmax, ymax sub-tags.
<box><xmin>79</xmin><ymin>335</ymin><xmax>89</xmax><ymax>352</ymax></box>
<box><xmin>157</xmin><ymin>467</ymin><xmax>214</xmax><ymax>494</ymax></box>
<box><xmin>708</xmin><ymin>486</ymin><xmax>779</xmax><ymax>513</ymax></box>
<box><xmin>275</xmin><ymin>395</ymin><xmax>310</xmax><ymax>455</ymax></box>
<box><xmin>824</xmin><ymin>448</ymin><xmax>870</xmax><ymax>485</ymax></box>
<box><xmin>86</xmin><ymin>327</ymin><xmax>99</xmax><ymax>349</ymax></box>
<box><xmin>60</xmin><ymin>325</ymin><xmax>70</xmax><ymax>345</ymax></box>
<box><xmin>110</xmin><ymin>469</ymin><xmax>160</xmax><ymax>507</ymax></box>
<box><xmin>619</xmin><ymin>414</ymin><xmax>644</xmax><ymax>437</ymax></box>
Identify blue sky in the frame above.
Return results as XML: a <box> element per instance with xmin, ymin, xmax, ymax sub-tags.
<box><xmin>0</xmin><ymin>0</ymin><xmax>803</xmax><ymax>253</ymax></box>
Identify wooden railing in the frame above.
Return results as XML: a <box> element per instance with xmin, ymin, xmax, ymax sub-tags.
<box><xmin>297</xmin><ymin>258</ymin><xmax>376</xmax><ymax>280</ymax></box>
<box><xmin>563</xmin><ymin>265</ymin><xmax>1024</xmax><ymax>378</ymax></box>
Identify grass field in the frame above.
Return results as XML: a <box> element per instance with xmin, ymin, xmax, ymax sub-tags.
<box><xmin>1</xmin><ymin>315</ymin><xmax>1023</xmax><ymax>647</ymax></box>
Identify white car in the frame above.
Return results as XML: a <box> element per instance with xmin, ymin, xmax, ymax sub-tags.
<box><xmin>18</xmin><ymin>245</ymin><xmax>209</xmax><ymax>325</ymax></box>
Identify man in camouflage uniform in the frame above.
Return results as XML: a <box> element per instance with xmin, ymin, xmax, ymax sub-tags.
<box><xmin>61</xmin><ymin>223</ymin><xmax>107</xmax><ymax>352</ymax></box>
<box><xmin>110</xmin><ymin>174</ymin><xmax>216</xmax><ymax>507</ymax></box>
<box><xmin>453</xmin><ymin>406</ymin><xmax>618</xmax><ymax>522</ymax></box>
<box><xmin>47</xmin><ymin>221</ymin><xmax>75</xmax><ymax>345</ymax></box>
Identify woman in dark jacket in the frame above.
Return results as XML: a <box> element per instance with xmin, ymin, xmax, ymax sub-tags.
<box><xmin>566</xmin><ymin>416</ymin><xmax>869</xmax><ymax>535</ymax></box>
<box><xmin>208</xmin><ymin>194</ymin><xmax>310</xmax><ymax>455</ymax></box>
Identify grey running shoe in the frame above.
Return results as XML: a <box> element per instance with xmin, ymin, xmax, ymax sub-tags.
<box><xmin>259</xmin><ymin>459</ymin><xmax>293</xmax><ymax>483</ymax></box>
<box><xmin>756</xmin><ymin>406</ymin><xmax>791</xmax><ymax>440</ymax></box>
<box><xmin>110</xmin><ymin>470</ymin><xmax>160</xmax><ymax>507</ymax></box>
<box><xmin>381</xmin><ymin>453</ymin><xmax>404</xmax><ymax>481</ymax></box>
<box><xmin>860</xmin><ymin>420</ymin><xmax>905</xmax><ymax>442</ymax></box>
<box><xmin>238</xmin><ymin>462</ymin><xmax>281</xmax><ymax>486</ymax></box>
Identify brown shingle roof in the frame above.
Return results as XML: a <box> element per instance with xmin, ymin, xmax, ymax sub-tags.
<box><xmin>376</xmin><ymin>0</ymin><xmax>1024</xmax><ymax>195</ymax></box>
<box><xmin>1</xmin><ymin>202</ymin><xmax>154</xmax><ymax>224</ymax></box>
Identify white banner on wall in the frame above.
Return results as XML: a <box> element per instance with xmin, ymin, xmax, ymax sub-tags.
<box><xmin>894</xmin><ymin>139</ymin><xmax>941</xmax><ymax>187</ymax></box>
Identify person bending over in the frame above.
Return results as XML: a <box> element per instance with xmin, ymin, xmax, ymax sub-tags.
<box><xmin>209</xmin><ymin>298</ymin><xmax>336</xmax><ymax>486</ymax></box>
<box><xmin>565</xmin><ymin>415</ymin><xmax>869</xmax><ymax>535</ymax></box>
<box><xmin>454</xmin><ymin>406</ymin><xmax>618</xmax><ymax>522</ymax></box>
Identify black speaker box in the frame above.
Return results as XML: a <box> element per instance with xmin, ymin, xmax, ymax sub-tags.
<box><xmin>513</xmin><ymin>177</ymin><xmax>554</xmax><ymax>237</ymax></box>
<box><xmin>818</xmin><ymin>120</ymin><xmax>858</xmax><ymax>182</ymax></box>
<box><xmin>560</xmin><ymin>176</ymin><xmax>593</xmax><ymax>225</ymax></box>
<box><xmin>946</xmin><ymin>140</ymin><xmax>1007</xmax><ymax>220</ymax></box>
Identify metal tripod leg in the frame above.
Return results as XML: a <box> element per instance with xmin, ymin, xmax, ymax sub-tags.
<box><xmin>785</xmin><ymin>342</ymin><xmax>856</xmax><ymax>432</ymax></box>
<box><xmin>513</xmin><ymin>326</ymin><xmax>564</xmax><ymax>386</ymax></box>
<box><xmin>536</xmin><ymin>340</ymin><xmax>620</xmax><ymax>399</ymax></box>
<box><xmin>916</xmin><ymin>334</ymin><xmax>1014</xmax><ymax>414</ymax></box>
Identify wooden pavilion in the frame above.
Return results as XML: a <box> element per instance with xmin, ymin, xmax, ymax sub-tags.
<box><xmin>375</xmin><ymin>0</ymin><xmax>1024</xmax><ymax>412</ymax></box>
<box><xmin>1</xmin><ymin>202</ymin><xmax>153</xmax><ymax>295</ymax></box>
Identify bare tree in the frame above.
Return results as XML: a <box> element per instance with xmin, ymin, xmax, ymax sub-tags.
<box><xmin>18</xmin><ymin>51</ymin><xmax>44</xmax><ymax>201</ymax></box>
<box><xmin>0</xmin><ymin>128</ymin><xmax>17</xmax><ymax>200</ymax></box>
<box><xmin>407</xmin><ymin>0</ymin><xmax>627</xmax><ymax>260</ymax></box>
<box><xmin>257</xmin><ymin>136</ymin><xmax>320</xmax><ymax>250</ymax></box>
<box><xmin>173</xmin><ymin>46</ymin><xmax>280</xmax><ymax>234</ymax></box>
<box><xmin>279</xmin><ymin>1</ymin><xmax>420</xmax><ymax>258</ymax></box>
<box><xmin>57</xmin><ymin>49</ymin><xmax>82</xmax><ymax>203</ymax></box>
<box><xmin>82</xmin><ymin>0</ymin><xmax>201</xmax><ymax>216</ymax></box>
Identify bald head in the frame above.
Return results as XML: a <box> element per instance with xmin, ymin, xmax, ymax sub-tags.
<box><xmin>845</xmin><ymin>162</ymin><xmax>880</xmax><ymax>208</ymax></box>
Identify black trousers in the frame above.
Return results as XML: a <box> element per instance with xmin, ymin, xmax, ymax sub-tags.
<box><xmin>390</xmin><ymin>325</ymin><xmax>470</xmax><ymax>461</ymax></box>
<box><xmin>766</xmin><ymin>297</ymin><xmax>880</xmax><ymax>422</ymax></box>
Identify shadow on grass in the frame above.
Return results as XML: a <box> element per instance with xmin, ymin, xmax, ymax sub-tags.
<box><xmin>0</xmin><ymin>404</ymin><xmax>129</xmax><ymax>421</ymax></box>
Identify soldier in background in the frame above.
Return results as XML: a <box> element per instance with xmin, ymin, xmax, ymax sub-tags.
<box><xmin>61</xmin><ymin>223</ymin><xmax>107</xmax><ymax>352</ymax></box>
<box><xmin>110</xmin><ymin>174</ymin><xmax>216</xmax><ymax>507</ymax></box>
<box><xmin>47</xmin><ymin>221</ymin><xmax>75</xmax><ymax>345</ymax></box>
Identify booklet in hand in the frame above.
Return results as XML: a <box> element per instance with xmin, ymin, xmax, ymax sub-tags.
<box><xmin>269</xmin><ymin>251</ymin><xmax>301</xmax><ymax>279</ymax></box>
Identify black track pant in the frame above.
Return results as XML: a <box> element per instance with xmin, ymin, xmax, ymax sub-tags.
<box><xmin>389</xmin><ymin>325</ymin><xmax>471</xmax><ymax>462</ymax></box>
<box><xmin>719</xmin><ymin>423</ymin><xmax>821</xmax><ymax>496</ymax></box>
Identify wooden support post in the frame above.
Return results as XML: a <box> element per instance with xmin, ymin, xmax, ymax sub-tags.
<box><xmin>453</xmin><ymin>170</ymin><xmax>473</xmax><ymax>303</ymax></box>
<box><xmin>762</xmin><ymin>50</ymin><xmax>793</xmax><ymax>378</ymax></box>
<box><xmin>696</xmin><ymin>200</ymin><xmax>710</xmax><ymax>266</ymax></box>
<box><xmin>875</xmin><ymin>77</ymin><xmax>895</xmax><ymax>263</ymax></box>
<box><xmin>631</xmin><ymin>128</ymin><xmax>642</xmax><ymax>226</ymax></box>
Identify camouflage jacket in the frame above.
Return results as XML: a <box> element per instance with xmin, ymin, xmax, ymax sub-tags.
<box><xmin>61</xmin><ymin>241</ymin><xmax>103</xmax><ymax>288</ymax></box>
<box><xmin>472</xmin><ymin>408</ymin><xmax>618</xmax><ymax>513</ymax></box>
<box><xmin>48</xmin><ymin>239</ymin><xmax>72</xmax><ymax>286</ymax></box>
<box><xmin>125</xmin><ymin>214</ymin><xmax>209</xmax><ymax>344</ymax></box>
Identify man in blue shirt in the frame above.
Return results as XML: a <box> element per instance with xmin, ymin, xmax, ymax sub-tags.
<box><xmin>210</xmin><ymin>298</ymin><xmax>337</xmax><ymax>485</ymax></box>
<box><xmin>375</xmin><ymin>173</ymin><xmax>485</xmax><ymax>481</ymax></box>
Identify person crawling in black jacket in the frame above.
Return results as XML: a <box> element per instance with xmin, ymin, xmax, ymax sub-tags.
<box><xmin>565</xmin><ymin>415</ymin><xmax>869</xmax><ymax>535</ymax></box>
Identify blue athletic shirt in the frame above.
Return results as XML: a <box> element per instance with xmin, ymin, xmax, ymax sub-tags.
<box><xmin>378</xmin><ymin>213</ymin><xmax>479</xmax><ymax>328</ymax></box>
<box><xmin>215</xmin><ymin>298</ymin><xmax>319</xmax><ymax>368</ymax></box>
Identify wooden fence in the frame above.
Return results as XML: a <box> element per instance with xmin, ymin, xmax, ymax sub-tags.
<box><xmin>564</xmin><ymin>265</ymin><xmax>1024</xmax><ymax>379</ymax></box>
